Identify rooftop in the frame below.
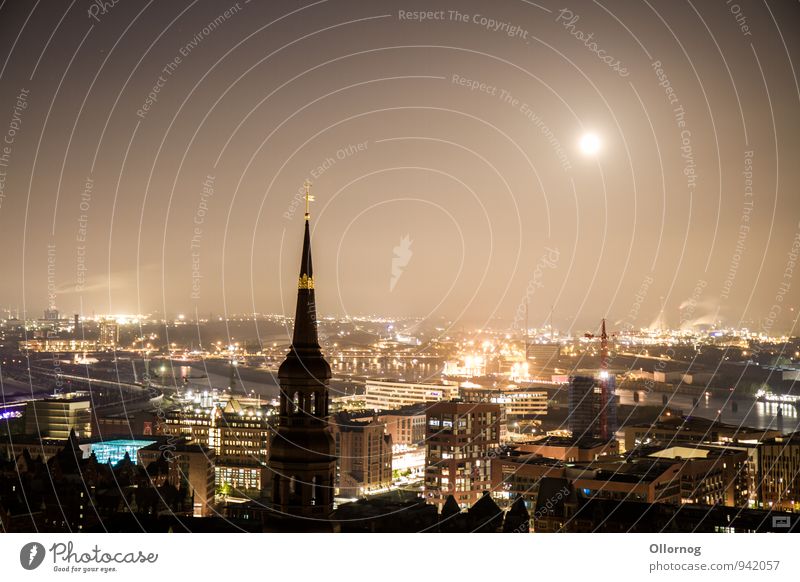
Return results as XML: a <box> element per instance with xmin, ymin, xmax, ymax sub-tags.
<box><xmin>524</xmin><ymin>435</ymin><xmax>615</xmax><ymax>449</ymax></box>
<box><xmin>379</xmin><ymin>402</ymin><xmax>430</xmax><ymax>416</ymax></box>
<box><xmin>762</xmin><ymin>432</ymin><xmax>800</xmax><ymax>446</ymax></box>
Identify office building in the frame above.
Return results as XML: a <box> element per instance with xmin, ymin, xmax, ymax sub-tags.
<box><xmin>460</xmin><ymin>383</ymin><xmax>548</xmax><ymax>417</ymax></box>
<box><xmin>564</xmin><ymin>445</ymin><xmax>749</xmax><ymax>507</ymax></box>
<box><xmin>25</xmin><ymin>394</ymin><xmax>92</xmax><ymax>439</ymax></box>
<box><xmin>331</xmin><ymin>412</ymin><xmax>393</xmax><ymax>497</ymax></box>
<box><xmin>568</xmin><ymin>375</ymin><xmax>616</xmax><ymax>440</ymax></box>
<box><xmin>92</xmin><ymin>408</ymin><xmax>159</xmax><ymax>438</ymax></box>
<box><xmin>19</xmin><ymin>338</ymin><xmax>98</xmax><ymax>352</ymax></box>
<box><xmin>99</xmin><ymin>320</ymin><xmax>119</xmax><ymax>348</ymax></box>
<box><xmin>758</xmin><ymin>433</ymin><xmax>800</xmax><ymax>512</ymax></box>
<box><xmin>622</xmin><ymin>414</ymin><xmax>782</xmax><ymax>452</ymax></box>
<box><xmin>162</xmin><ymin>396</ymin><xmax>272</xmax><ymax>494</ymax></box>
<box><xmin>364</xmin><ymin>379</ymin><xmax>457</xmax><ymax>410</ymax></box>
<box><xmin>424</xmin><ymin>400</ymin><xmax>501</xmax><ymax>509</ymax></box>
<box><xmin>379</xmin><ymin>402</ymin><xmax>427</xmax><ymax>446</ymax></box>
<box><xmin>645</xmin><ymin>445</ymin><xmax>749</xmax><ymax>507</ymax></box>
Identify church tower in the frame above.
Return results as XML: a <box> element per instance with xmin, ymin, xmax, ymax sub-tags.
<box><xmin>268</xmin><ymin>184</ymin><xmax>336</xmax><ymax>523</ymax></box>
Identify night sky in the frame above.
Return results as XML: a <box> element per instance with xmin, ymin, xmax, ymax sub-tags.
<box><xmin>0</xmin><ymin>0</ymin><xmax>798</xmax><ymax>333</ymax></box>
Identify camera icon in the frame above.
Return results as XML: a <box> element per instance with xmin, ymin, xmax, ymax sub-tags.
<box><xmin>772</xmin><ymin>516</ymin><xmax>791</xmax><ymax>528</ymax></box>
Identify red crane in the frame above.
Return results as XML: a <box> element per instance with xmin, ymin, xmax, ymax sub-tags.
<box><xmin>584</xmin><ymin>319</ymin><xmax>617</xmax><ymax>439</ymax></box>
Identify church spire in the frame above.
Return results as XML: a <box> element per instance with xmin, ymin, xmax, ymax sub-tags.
<box><xmin>282</xmin><ymin>181</ymin><xmax>328</xmax><ymax>377</ymax></box>
<box><xmin>270</xmin><ymin>182</ymin><xmax>336</xmax><ymax>525</ymax></box>
<box><xmin>291</xmin><ymin>199</ymin><xmax>320</xmax><ymax>349</ymax></box>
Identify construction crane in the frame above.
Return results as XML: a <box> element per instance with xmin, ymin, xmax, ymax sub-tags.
<box><xmin>584</xmin><ymin>318</ymin><xmax>616</xmax><ymax>371</ymax></box>
<box><xmin>584</xmin><ymin>319</ymin><xmax>617</xmax><ymax>440</ymax></box>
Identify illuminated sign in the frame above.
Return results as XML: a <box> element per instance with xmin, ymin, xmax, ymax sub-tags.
<box><xmin>0</xmin><ymin>410</ymin><xmax>23</xmax><ymax>421</ymax></box>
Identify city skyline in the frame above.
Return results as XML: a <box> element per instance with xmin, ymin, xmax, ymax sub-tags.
<box><xmin>0</xmin><ymin>1</ymin><xmax>797</xmax><ymax>334</ymax></box>
<box><xmin>2</xmin><ymin>0</ymin><xmax>800</xmax><ymax>560</ymax></box>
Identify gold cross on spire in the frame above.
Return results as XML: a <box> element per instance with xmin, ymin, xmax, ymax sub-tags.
<box><xmin>304</xmin><ymin>180</ymin><xmax>315</xmax><ymax>220</ymax></box>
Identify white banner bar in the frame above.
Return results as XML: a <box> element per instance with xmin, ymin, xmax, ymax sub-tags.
<box><xmin>1</xmin><ymin>533</ymin><xmax>797</xmax><ymax>581</ymax></box>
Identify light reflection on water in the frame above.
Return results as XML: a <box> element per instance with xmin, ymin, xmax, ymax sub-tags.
<box><xmin>617</xmin><ymin>388</ymin><xmax>800</xmax><ymax>432</ymax></box>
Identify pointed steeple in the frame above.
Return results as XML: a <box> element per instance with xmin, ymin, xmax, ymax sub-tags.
<box><xmin>279</xmin><ymin>182</ymin><xmax>330</xmax><ymax>382</ymax></box>
<box><xmin>291</xmin><ymin>216</ymin><xmax>320</xmax><ymax>350</ymax></box>
<box><xmin>270</xmin><ymin>182</ymin><xmax>336</xmax><ymax>524</ymax></box>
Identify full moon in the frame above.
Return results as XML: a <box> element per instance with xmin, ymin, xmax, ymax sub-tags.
<box><xmin>579</xmin><ymin>132</ymin><xmax>601</xmax><ymax>155</ymax></box>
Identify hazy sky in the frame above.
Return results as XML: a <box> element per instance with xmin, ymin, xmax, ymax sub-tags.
<box><xmin>0</xmin><ymin>0</ymin><xmax>798</xmax><ymax>333</ymax></box>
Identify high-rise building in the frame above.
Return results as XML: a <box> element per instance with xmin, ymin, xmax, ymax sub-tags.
<box><xmin>268</xmin><ymin>193</ymin><xmax>337</xmax><ymax>523</ymax></box>
<box><xmin>331</xmin><ymin>412</ymin><xmax>393</xmax><ymax>497</ymax></box>
<box><xmin>99</xmin><ymin>320</ymin><xmax>119</xmax><ymax>348</ymax></box>
<box><xmin>424</xmin><ymin>400</ymin><xmax>501</xmax><ymax>510</ymax></box>
<box><xmin>568</xmin><ymin>375</ymin><xmax>616</xmax><ymax>441</ymax></box>
<box><xmin>758</xmin><ymin>433</ymin><xmax>800</xmax><ymax>512</ymax></box>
